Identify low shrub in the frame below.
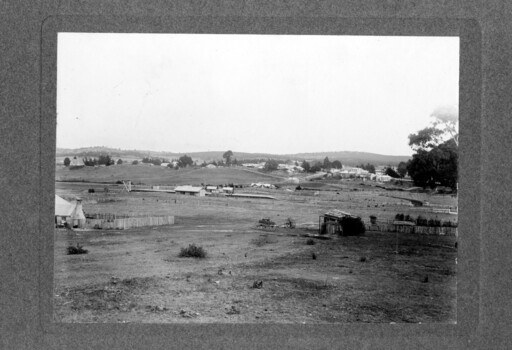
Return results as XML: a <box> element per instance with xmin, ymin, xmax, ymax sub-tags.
<box><xmin>306</xmin><ymin>238</ymin><xmax>316</xmax><ymax>245</ymax></box>
<box><xmin>416</xmin><ymin>215</ymin><xmax>428</xmax><ymax>226</ymax></box>
<box><xmin>340</xmin><ymin>216</ymin><xmax>366</xmax><ymax>236</ymax></box>
<box><xmin>67</xmin><ymin>243</ymin><xmax>88</xmax><ymax>255</ymax></box>
<box><xmin>178</xmin><ymin>244</ymin><xmax>207</xmax><ymax>258</ymax></box>
<box><xmin>88</xmin><ymin>188</ymin><xmax>95</xmax><ymax>193</ymax></box>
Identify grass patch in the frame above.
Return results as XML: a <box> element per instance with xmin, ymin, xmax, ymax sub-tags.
<box><xmin>251</xmin><ymin>235</ymin><xmax>278</xmax><ymax>247</ymax></box>
<box><xmin>178</xmin><ymin>244</ymin><xmax>207</xmax><ymax>258</ymax></box>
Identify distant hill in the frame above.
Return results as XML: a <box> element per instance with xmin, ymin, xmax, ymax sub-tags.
<box><xmin>56</xmin><ymin>147</ymin><xmax>411</xmax><ymax>166</ymax></box>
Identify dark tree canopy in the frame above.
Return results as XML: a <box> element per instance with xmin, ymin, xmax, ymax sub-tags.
<box><xmin>178</xmin><ymin>155</ymin><xmax>194</xmax><ymax>168</ymax></box>
<box><xmin>117</xmin><ymin>159</ymin><xmax>123</xmax><ymax>165</ymax></box>
<box><xmin>385</xmin><ymin>167</ymin><xmax>401</xmax><ymax>178</ymax></box>
<box><xmin>263</xmin><ymin>159</ymin><xmax>279</xmax><ymax>172</ymax></box>
<box><xmin>323</xmin><ymin>157</ymin><xmax>331</xmax><ymax>170</ymax></box>
<box><xmin>309</xmin><ymin>162</ymin><xmax>322</xmax><ymax>173</ymax></box>
<box><xmin>331</xmin><ymin>160</ymin><xmax>342</xmax><ymax>169</ymax></box>
<box><xmin>301</xmin><ymin>160</ymin><xmax>311</xmax><ymax>173</ymax></box>
<box><xmin>397</xmin><ymin>161</ymin><xmax>408</xmax><ymax>178</ymax></box>
<box><xmin>223</xmin><ymin>150</ymin><xmax>233</xmax><ymax>166</ymax></box>
<box><xmin>406</xmin><ymin>139</ymin><xmax>457</xmax><ymax>188</ymax></box>
<box><xmin>357</xmin><ymin>163</ymin><xmax>376</xmax><ymax>174</ymax></box>
<box><xmin>64</xmin><ymin>157</ymin><xmax>71</xmax><ymax>166</ymax></box>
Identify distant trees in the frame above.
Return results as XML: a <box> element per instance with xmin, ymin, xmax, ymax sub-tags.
<box><xmin>223</xmin><ymin>150</ymin><xmax>233</xmax><ymax>166</ymax></box>
<box><xmin>406</xmin><ymin>106</ymin><xmax>458</xmax><ymax>189</ymax></box>
<box><xmin>309</xmin><ymin>162</ymin><xmax>322</xmax><ymax>173</ymax></box>
<box><xmin>117</xmin><ymin>159</ymin><xmax>123</xmax><ymax>165</ymax></box>
<box><xmin>263</xmin><ymin>159</ymin><xmax>279</xmax><ymax>172</ymax></box>
<box><xmin>331</xmin><ymin>160</ymin><xmax>342</xmax><ymax>169</ymax></box>
<box><xmin>178</xmin><ymin>155</ymin><xmax>194</xmax><ymax>168</ymax></box>
<box><xmin>82</xmin><ymin>155</ymin><xmax>114</xmax><ymax>166</ymax></box>
<box><xmin>357</xmin><ymin>163</ymin><xmax>376</xmax><ymax>174</ymax></box>
<box><xmin>323</xmin><ymin>157</ymin><xmax>331</xmax><ymax>170</ymax></box>
<box><xmin>64</xmin><ymin>157</ymin><xmax>71</xmax><ymax>166</ymax></box>
<box><xmin>301</xmin><ymin>160</ymin><xmax>311</xmax><ymax>173</ymax></box>
<box><xmin>141</xmin><ymin>157</ymin><xmax>165</xmax><ymax>166</ymax></box>
<box><xmin>397</xmin><ymin>161</ymin><xmax>408</xmax><ymax>178</ymax></box>
<box><xmin>385</xmin><ymin>167</ymin><xmax>401</xmax><ymax>178</ymax></box>
<box><xmin>132</xmin><ymin>160</ymin><xmax>139</xmax><ymax>165</ymax></box>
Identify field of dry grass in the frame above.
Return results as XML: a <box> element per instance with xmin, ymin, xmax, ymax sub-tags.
<box><xmin>54</xmin><ymin>171</ymin><xmax>457</xmax><ymax>323</ymax></box>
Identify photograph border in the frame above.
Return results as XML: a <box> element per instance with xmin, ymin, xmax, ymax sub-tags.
<box><xmin>37</xmin><ymin>15</ymin><xmax>481</xmax><ymax>348</ymax></box>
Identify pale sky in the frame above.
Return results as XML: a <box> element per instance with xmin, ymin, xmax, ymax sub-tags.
<box><xmin>57</xmin><ymin>33</ymin><xmax>459</xmax><ymax>156</ymax></box>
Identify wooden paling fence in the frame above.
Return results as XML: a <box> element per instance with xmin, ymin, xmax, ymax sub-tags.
<box><xmin>85</xmin><ymin>215</ymin><xmax>174</xmax><ymax>229</ymax></box>
<box><xmin>365</xmin><ymin>223</ymin><xmax>457</xmax><ymax>236</ymax></box>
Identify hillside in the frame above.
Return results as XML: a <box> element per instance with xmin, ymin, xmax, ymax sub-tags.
<box><xmin>55</xmin><ymin>164</ymin><xmax>286</xmax><ymax>186</ymax></box>
<box><xmin>56</xmin><ymin>147</ymin><xmax>411</xmax><ymax>166</ymax></box>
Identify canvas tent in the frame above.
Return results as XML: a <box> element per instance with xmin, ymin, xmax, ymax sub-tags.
<box><xmin>55</xmin><ymin>195</ymin><xmax>86</xmax><ymax>228</ymax></box>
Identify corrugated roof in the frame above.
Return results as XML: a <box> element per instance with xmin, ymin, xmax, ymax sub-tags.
<box><xmin>323</xmin><ymin>209</ymin><xmax>355</xmax><ymax>219</ymax></box>
<box><xmin>175</xmin><ymin>186</ymin><xmax>203</xmax><ymax>192</ymax></box>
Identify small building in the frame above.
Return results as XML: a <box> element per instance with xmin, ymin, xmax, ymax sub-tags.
<box><xmin>55</xmin><ymin>195</ymin><xmax>86</xmax><ymax>228</ymax></box>
<box><xmin>376</xmin><ymin>174</ymin><xmax>392</xmax><ymax>182</ymax></box>
<box><xmin>69</xmin><ymin>156</ymin><xmax>85</xmax><ymax>169</ymax></box>
<box><xmin>205</xmin><ymin>185</ymin><xmax>218</xmax><ymax>192</ymax></box>
<box><xmin>222</xmin><ymin>187</ymin><xmax>234</xmax><ymax>194</ymax></box>
<box><xmin>175</xmin><ymin>185</ymin><xmax>205</xmax><ymax>196</ymax></box>
<box><xmin>319</xmin><ymin>209</ymin><xmax>364</xmax><ymax>236</ymax></box>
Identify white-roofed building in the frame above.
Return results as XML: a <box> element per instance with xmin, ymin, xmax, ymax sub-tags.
<box><xmin>55</xmin><ymin>195</ymin><xmax>86</xmax><ymax>228</ymax></box>
<box><xmin>175</xmin><ymin>185</ymin><xmax>206</xmax><ymax>196</ymax></box>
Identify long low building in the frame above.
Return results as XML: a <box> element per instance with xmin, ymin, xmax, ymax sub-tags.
<box><xmin>175</xmin><ymin>185</ymin><xmax>206</xmax><ymax>196</ymax></box>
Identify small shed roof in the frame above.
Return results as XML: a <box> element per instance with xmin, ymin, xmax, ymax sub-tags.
<box><xmin>175</xmin><ymin>185</ymin><xmax>203</xmax><ymax>192</ymax></box>
<box><xmin>323</xmin><ymin>209</ymin><xmax>355</xmax><ymax>219</ymax></box>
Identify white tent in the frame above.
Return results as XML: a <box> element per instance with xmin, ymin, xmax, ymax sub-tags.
<box><xmin>55</xmin><ymin>195</ymin><xmax>86</xmax><ymax>228</ymax></box>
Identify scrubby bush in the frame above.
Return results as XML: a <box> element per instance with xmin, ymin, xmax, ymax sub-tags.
<box><xmin>416</xmin><ymin>215</ymin><xmax>428</xmax><ymax>226</ymax></box>
<box><xmin>67</xmin><ymin>243</ymin><xmax>88</xmax><ymax>255</ymax></box>
<box><xmin>306</xmin><ymin>238</ymin><xmax>316</xmax><ymax>245</ymax></box>
<box><xmin>340</xmin><ymin>216</ymin><xmax>366</xmax><ymax>236</ymax></box>
<box><xmin>178</xmin><ymin>244</ymin><xmax>207</xmax><ymax>258</ymax></box>
<box><xmin>88</xmin><ymin>188</ymin><xmax>95</xmax><ymax>193</ymax></box>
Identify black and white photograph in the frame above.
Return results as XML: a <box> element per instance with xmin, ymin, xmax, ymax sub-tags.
<box><xmin>54</xmin><ymin>33</ymin><xmax>459</xmax><ymax>323</ymax></box>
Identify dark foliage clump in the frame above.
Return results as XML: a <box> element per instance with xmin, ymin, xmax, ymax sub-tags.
<box><xmin>340</xmin><ymin>216</ymin><xmax>366</xmax><ymax>236</ymax></box>
<box><xmin>178</xmin><ymin>244</ymin><xmax>207</xmax><ymax>258</ymax></box>
<box><xmin>306</xmin><ymin>238</ymin><xmax>316</xmax><ymax>245</ymax></box>
<box><xmin>67</xmin><ymin>243</ymin><xmax>88</xmax><ymax>255</ymax></box>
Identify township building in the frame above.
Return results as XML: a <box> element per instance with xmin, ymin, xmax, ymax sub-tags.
<box><xmin>174</xmin><ymin>185</ymin><xmax>206</xmax><ymax>196</ymax></box>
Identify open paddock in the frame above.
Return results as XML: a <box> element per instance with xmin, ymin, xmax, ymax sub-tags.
<box><xmin>55</xmin><ymin>180</ymin><xmax>457</xmax><ymax>323</ymax></box>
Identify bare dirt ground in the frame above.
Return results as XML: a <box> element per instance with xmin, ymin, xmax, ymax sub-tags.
<box><xmin>54</xmin><ymin>179</ymin><xmax>457</xmax><ymax>324</ymax></box>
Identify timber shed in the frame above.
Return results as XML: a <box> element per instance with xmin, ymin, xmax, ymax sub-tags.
<box><xmin>319</xmin><ymin>209</ymin><xmax>364</xmax><ymax>236</ymax></box>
